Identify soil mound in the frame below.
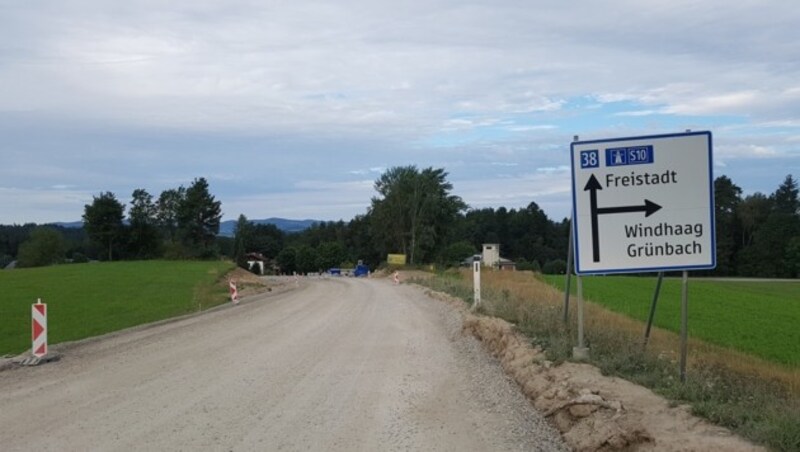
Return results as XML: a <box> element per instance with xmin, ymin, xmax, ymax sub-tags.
<box><xmin>425</xmin><ymin>289</ymin><xmax>764</xmax><ymax>452</ymax></box>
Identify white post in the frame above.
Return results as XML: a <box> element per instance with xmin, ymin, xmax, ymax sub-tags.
<box><xmin>472</xmin><ymin>260</ymin><xmax>481</xmax><ymax>309</ymax></box>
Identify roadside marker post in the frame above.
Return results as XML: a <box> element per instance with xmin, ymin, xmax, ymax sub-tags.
<box><xmin>472</xmin><ymin>260</ymin><xmax>481</xmax><ymax>310</ymax></box>
<box><xmin>229</xmin><ymin>280</ymin><xmax>239</xmax><ymax>304</ymax></box>
<box><xmin>32</xmin><ymin>299</ymin><xmax>47</xmax><ymax>358</ymax></box>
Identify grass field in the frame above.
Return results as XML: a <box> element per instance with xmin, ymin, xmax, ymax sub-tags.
<box><xmin>0</xmin><ymin>260</ymin><xmax>234</xmax><ymax>356</ymax></box>
<box><xmin>542</xmin><ymin>275</ymin><xmax>800</xmax><ymax>367</ymax></box>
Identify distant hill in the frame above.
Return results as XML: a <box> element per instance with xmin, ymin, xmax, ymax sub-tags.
<box><xmin>44</xmin><ymin>218</ymin><xmax>318</xmax><ymax>236</ymax></box>
<box><xmin>50</xmin><ymin>221</ymin><xmax>84</xmax><ymax>228</ymax></box>
<box><xmin>219</xmin><ymin>218</ymin><xmax>319</xmax><ymax>236</ymax></box>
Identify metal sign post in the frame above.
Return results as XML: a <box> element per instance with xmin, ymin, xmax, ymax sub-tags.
<box><xmin>563</xmin><ymin>215</ymin><xmax>573</xmax><ymax>323</ymax></box>
<box><xmin>680</xmin><ymin>271</ymin><xmax>689</xmax><ymax>382</ymax></box>
<box><xmin>563</xmin><ymin>136</ymin><xmax>579</xmax><ymax>324</ymax></box>
<box><xmin>643</xmin><ymin>272</ymin><xmax>664</xmax><ymax>349</ymax></box>
<box><xmin>573</xmin><ymin>275</ymin><xmax>589</xmax><ymax>360</ymax></box>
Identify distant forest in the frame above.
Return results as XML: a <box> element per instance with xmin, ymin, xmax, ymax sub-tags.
<box><xmin>1</xmin><ymin>171</ymin><xmax>798</xmax><ymax>278</ymax></box>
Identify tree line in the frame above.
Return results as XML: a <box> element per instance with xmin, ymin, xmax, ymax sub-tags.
<box><xmin>712</xmin><ymin>174</ymin><xmax>800</xmax><ymax>278</ymax></box>
<box><xmin>2</xmin><ymin>168</ymin><xmax>798</xmax><ymax>278</ymax></box>
<box><xmin>0</xmin><ymin>177</ymin><xmax>222</xmax><ymax>267</ymax></box>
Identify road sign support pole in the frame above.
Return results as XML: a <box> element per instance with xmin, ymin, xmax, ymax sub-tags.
<box><xmin>680</xmin><ymin>271</ymin><xmax>689</xmax><ymax>382</ymax></box>
<box><xmin>643</xmin><ymin>271</ymin><xmax>664</xmax><ymax>349</ymax></box>
<box><xmin>572</xmin><ymin>274</ymin><xmax>589</xmax><ymax>360</ymax></box>
<box><xmin>563</xmin><ymin>213</ymin><xmax>573</xmax><ymax>323</ymax></box>
<box><xmin>563</xmin><ymin>135</ymin><xmax>579</xmax><ymax>324</ymax></box>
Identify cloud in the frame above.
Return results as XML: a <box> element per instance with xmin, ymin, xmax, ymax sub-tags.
<box><xmin>223</xmin><ymin>179</ymin><xmax>375</xmax><ymax>221</ymax></box>
<box><xmin>0</xmin><ymin>0</ymin><xmax>798</xmax><ymax>224</ymax></box>
<box><xmin>0</xmin><ymin>187</ymin><xmax>93</xmax><ymax>224</ymax></box>
<box><xmin>716</xmin><ymin>144</ymin><xmax>781</xmax><ymax>159</ymax></box>
<box><xmin>536</xmin><ymin>166</ymin><xmax>570</xmax><ymax>174</ymax></box>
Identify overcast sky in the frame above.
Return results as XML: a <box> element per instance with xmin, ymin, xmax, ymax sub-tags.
<box><xmin>1</xmin><ymin>0</ymin><xmax>798</xmax><ymax>224</ymax></box>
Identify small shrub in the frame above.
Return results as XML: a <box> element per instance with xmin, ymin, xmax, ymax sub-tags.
<box><xmin>542</xmin><ymin>259</ymin><xmax>567</xmax><ymax>274</ymax></box>
<box><xmin>515</xmin><ymin>259</ymin><xmax>541</xmax><ymax>272</ymax></box>
<box><xmin>71</xmin><ymin>252</ymin><xmax>90</xmax><ymax>264</ymax></box>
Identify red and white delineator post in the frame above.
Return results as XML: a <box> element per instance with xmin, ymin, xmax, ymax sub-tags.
<box><xmin>32</xmin><ymin>299</ymin><xmax>47</xmax><ymax>358</ymax></box>
<box><xmin>393</xmin><ymin>271</ymin><xmax>400</xmax><ymax>285</ymax></box>
<box><xmin>229</xmin><ymin>280</ymin><xmax>239</xmax><ymax>304</ymax></box>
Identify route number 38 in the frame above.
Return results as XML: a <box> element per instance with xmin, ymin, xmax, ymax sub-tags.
<box><xmin>580</xmin><ymin>150</ymin><xmax>600</xmax><ymax>169</ymax></box>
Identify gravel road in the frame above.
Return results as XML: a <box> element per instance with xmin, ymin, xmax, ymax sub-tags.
<box><xmin>0</xmin><ymin>277</ymin><xmax>566</xmax><ymax>451</ymax></box>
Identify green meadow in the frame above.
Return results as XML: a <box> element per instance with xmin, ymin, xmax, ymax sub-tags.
<box><xmin>0</xmin><ymin>260</ymin><xmax>234</xmax><ymax>356</ymax></box>
<box><xmin>543</xmin><ymin>275</ymin><xmax>800</xmax><ymax>366</ymax></box>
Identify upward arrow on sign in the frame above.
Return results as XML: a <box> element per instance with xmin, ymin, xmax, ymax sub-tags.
<box><xmin>584</xmin><ymin>174</ymin><xmax>662</xmax><ymax>263</ymax></box>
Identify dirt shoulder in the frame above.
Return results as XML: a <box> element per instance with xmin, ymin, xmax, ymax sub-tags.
<box><xmin>423</xmin><ymin>288</ymin><xmax>765</xmax><ymax>452</ymax></box>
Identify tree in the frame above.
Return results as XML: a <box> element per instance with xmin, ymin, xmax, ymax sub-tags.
<box><xmin>317</xmin><ymin>241</ymin><xmax>346</xmax><ymax>269</ymax></box>
<box><xmin>344</xmin><ymin>214</ymin><xmax>380</xmax><ymax>267</ymax></box>
<box><xmin>295</xmin><ymin>245</ymin><xmax>319</xmax><ymax>273</ymax></box>
<box><xmin>442</xmin><ymin>240</ymin><xmax>477</xmax><ymax>266</ymax></box>
<box><xmin>370</xmin><ymin>166</ymin><xmax>466</xmax><ymax>264</ymax></box>
<box><xmin>233</xmin><ymin>214</ymin><xmax>252</xmax><ymax>269</ymax></box>
<box><xmin>787</xmin><ymin>236</ymin><xmax>800</xmax><ymax>278</ymax></box>
<box><xmin>739</xmin><ymin>175</ymin><xmax>800</xmax><ymax>277</ymax></box>
<box><xmin>276</xmin><ymin>247</ymin><xmax>297</xmax><ymax>274</ymax></box>
<box><xmin>737</xmin><ymin>193</ymin><xmax>771</xmax><ymax>248</ymax></box>
<box><xmin>760</xmin><ymin>175</ymin><xmax>800</xmax><ymax>277</ymax></box>
<box><xmin>83</xmin><ymin>192</ymin><xmax>125</xmax><ymax>261</ymax></box>
<box><xmin>157</xmin><ymin>187</ymin><xmax>185</xmax><ymax>244</ymax></box>
<box><xmin>17</xmin><ymin>227</ymin><xmax>65</xmax><ymax>267</ymax></box>
<box><xmin>128</xmin><ymin>188</ymin><xmax>161</xmax><ymax>259</ymax></box>
<box><xmin>177</xmin><ymin>177</ymin><xmax>222</xmax><ymax>258</ymax></box>
<box><xmin>248</xmin><ymin>223</ymin><xmax>284</xmax><ymax>258</ymax></box>
<box><xmin>713</xmin><ymin>176</ymin><xmax>742</xmax><ymax>275</ymax></box>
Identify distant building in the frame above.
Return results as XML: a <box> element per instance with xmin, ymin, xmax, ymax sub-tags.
<box><xmin>482</xmin><ymin>244</ymin><xmax>500</xmax><ymax>267</ymax></box>
<box><xmin>246</xmin><ymin>252</ymin><xmax>268</xmax><ymax>275</ymax></box>
<box><xmin>461</xmin><ymin>244</ymin><xmax>515</xmax><ymax>270</ymax></box>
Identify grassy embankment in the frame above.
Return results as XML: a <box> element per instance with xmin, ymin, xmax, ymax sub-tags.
<box><xmin>543</xmin><ymin>275</ymin><xmax>800</xmax><ymax>367</ymax></box>
<box><xmin>0</xmin><ymin>260</ymin><xmax>235</xmax><ymax>356</ymax></box>
<box><xmin>416</xmin><ymin>270</ymin><xmax>800</xmax><ymax>451</ymax></box>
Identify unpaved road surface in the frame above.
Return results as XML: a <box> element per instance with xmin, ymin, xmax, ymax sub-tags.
<box><xmin>0</xmin><ymin>277</ymin><xmax>566</xmax><ymax>451</ymax></box>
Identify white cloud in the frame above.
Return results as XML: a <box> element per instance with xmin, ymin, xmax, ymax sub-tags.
<box><xmin>536</xmin><ymin>166</ymin><xmax>570</xmax><ymax>174</ymax></box>
<box><xmin>716</xmin><ymin>144</ymin><xmax>781</xmax><ymax>159</ymax></box>
<box><xmin>505</xmin><ymin>124</ymin><xmax>557</xmax><ymax>132</ymax></box>
<box><xmin>0</xmin><ymin>0</ymin><xmax>798</xmax><ymax>223</ymax></box>
<box><xmin>614</xmin><ymin>110</ymin><xmax>662</xmax><ymax>117</ymax></box>
<box><xmin>0</xmin><ymin>187</ymin><xmax>93</xmax><ymax>224</ymax></box>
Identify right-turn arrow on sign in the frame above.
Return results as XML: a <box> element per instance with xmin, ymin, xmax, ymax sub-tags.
<box><xmin>570</xmin><ymin>131</ymin><xmax>716</xmax><ymax>274</ymax></box>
